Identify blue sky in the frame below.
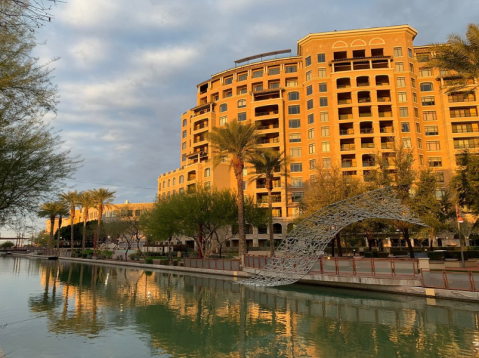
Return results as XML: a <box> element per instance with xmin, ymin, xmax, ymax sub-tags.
<box><xmin>3</xmin><ymin>0</ymin><xmax>478</xmax><ymax>237</ymax></box>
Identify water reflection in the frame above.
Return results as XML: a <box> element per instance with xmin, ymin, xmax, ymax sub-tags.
<box><xmin>2</xmin><ymin>257</ymin><xmax>479</xmax><ymax>358</ymax></box>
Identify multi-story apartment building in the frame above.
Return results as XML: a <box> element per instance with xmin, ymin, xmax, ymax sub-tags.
<box><xmin>157</xmin><ymin>25</ymin><xmax>479</xmax><ymax>247</ymax></box>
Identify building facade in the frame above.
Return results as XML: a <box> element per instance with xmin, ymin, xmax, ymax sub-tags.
<box><xmin>157</xmin><ymin>25</ymin><xmax>479</xmax><ymax>246</ymax></box>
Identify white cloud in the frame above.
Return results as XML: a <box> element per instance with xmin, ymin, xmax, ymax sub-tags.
<box><xmin>69</xmin><ymin>38</ymin><xmax>109</xmax><ymax>68</ymax></box>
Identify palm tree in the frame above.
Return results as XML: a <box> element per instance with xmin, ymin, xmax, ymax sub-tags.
<box><xmin>59</xmin><ymin>190</ymin><xmax>79</xmax><ymax>250</ymax></box>
<box><xmin>208</xmin><ymin>119</ymin><xmax>259</xmax><ymax>261</ymax></box>
<box><xmin>55</xmin><ymin>203</ymin><xmax>69</xmax><ymax>249</ymax></box>
<box><xmin>248</xmin><ymin>149</ymin><xmax>287</xmax><ymax>257</ymax></box>
<box><xmin>39</xmin><ymin>202</ymin><xmax>65</xmax><ymax>249</ymax></box>
<box><xmin>77</xmin><ymin>190</ymin><xmax>95</xmax><ymax>251</ymax></box>
<box><xmin>91</xmin><ymin>188</ymin><xmax>116</xmax><ymax>252</ymax></box>
<box><xmin>428</xmin><ymin>23</ymin><xmax>479</xmax><ymax>89</ymax></box>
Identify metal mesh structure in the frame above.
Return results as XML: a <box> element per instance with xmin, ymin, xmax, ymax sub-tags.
<box><xmin>240</xmin><ymin>187</ymin><xmax>427</xmax><ymax>287</ymax></box>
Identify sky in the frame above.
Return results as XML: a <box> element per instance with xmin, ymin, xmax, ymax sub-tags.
<box><xmin>3</xmin><ymin>0</ymin><xmax>479</xmax><ymax>237</ymax></box>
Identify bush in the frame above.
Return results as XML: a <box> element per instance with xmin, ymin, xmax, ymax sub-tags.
<box><xmin>391</xmin><ymin>250</ymin><xmax>409</xmax><ymax>256</ymax></box>
<box><xmin>445</xmin><ymin>251</ymin><xmax>469</xmax><ymax>260</ymax></box>
<box><xmin>467</xmin><ymin>250</ymin><xmax>479</xmax><ymax>259</ymax></box>
<box><xmin>377</xmin><ymin>252</ymin><xmax>389</xmax><ymax>258</ymax></box>
<box><xmin>364</xmin><ymin>252</ymin><xmax>374</xmax><ymax>258</ymax></box>
<box><xmin>428</xmin><ymin>251</ymin><xmax>445</xmax><ymax>260</ymax></box>
<box><xmin>145</xmin><ymin>257</ymin><xmax>153</xmax><ymax>264</ymax></box>
<box><xmin>1</xmin><ymin>241</ymin><xmax>14</xmax><ymax>248</ymax></box>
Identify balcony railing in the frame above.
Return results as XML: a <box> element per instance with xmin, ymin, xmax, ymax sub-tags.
<box><xmin>257</xmin><ymin>123</ymin><xmax>279</xmax><ymax>130</ymax></box>
<box><xmin>340</xmin><ymin>129</ymin><xmax>354</xmax><ymax>135</ymax></box>
<box><xmin>339</xmin><ymin>114</ymin><xmax>353</xmax><ymax>120</ymax></box>
<box><xmin>340</xmin><ymin>144</ymin><xmax>355</xmax><ymax>151</ymax></box>
<box><xmin>260</xmin><ymin>137</ymin><xmax>280</xmax><ymax>144</ymax></box>
<box><xmin>194</xmin><ymin>123</ymin><xmax>208</xmax><ymax>131</ymax></box>
<box><xmin>338</xmin><ymin>99</ymin><xmax>352</xmax><ymax>105</ymax></box>
<box><xmin>358</xmin><ymin>97</ymin><xmax>371</xmax><ymax>103</ymax></box>
<box><xmin>378</xmin><ymin>112</ymin><xmax>392</xmax><ymax>118</ymax></box>
<box><xmin>362</xmin><ymin>160</ymin><xmax>376</xmax><ymax>167</ymax></box>
<box><xmin>380</xmin><ymin>127</ymin><xmax>394</xmax><ymax>133</ymax></box>
<box><xmin>377</xmin><ymin>97</ymin><xmax>391</xmax><ymax>102</ymax></box>
<box><xmin>359</xmin><ymin>112</ymin><xmax>372</xmax><ymax>117</ymax></box>
<box><xmin>357</xmin><ymin>82</ymin><xmax>370</xmax><ymax>87</ymax></box>
<box><xmin>361</xmin><ymin>143</ymin><xmax>374</xmax><ymax>149</ymax></box>
<box><xmin>381</xmin><ymin>142</ymin><xmax>394</xmax><ymax>149</ymax></box>
<box><xmin>255</xmin><ymin>110</ymin><xmax>279</xmax><ymax>117</ymax></box>
<box><xmin>341</xmin><ymin>161</ymin><xmax>356</xmax><ymax>168</ymax></box>
<box><xmin>360</xmin><ymin>128</ymin><xmax>373</xmax><ymax>134</ymax></box>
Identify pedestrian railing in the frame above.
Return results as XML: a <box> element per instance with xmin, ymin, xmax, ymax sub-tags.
<box><xmin>243</xmin><ymin>255</ymin><xmax>420</xmax><ymax>278</ymax></box>
<box><xmin>41</xmin><ymin>249</ymin><xmax>72</xmax><ymax>257</ymax></box>
<box><xmin>421</xmin><ymin>269</ymin><xmax>479</xmax><ymax>292</ymax></box>
<box><xmin>184</xmin><ymin>258</ymin><xmax>241</xmax><ymax>271</ymax></box>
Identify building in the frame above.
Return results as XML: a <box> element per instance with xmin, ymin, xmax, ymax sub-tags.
<box><xmin>157</xmin><ymin>25</ymin><xmax>479</xmax><ymax>247</ymax></box>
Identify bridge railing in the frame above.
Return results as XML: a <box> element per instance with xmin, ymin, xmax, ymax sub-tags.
<box><xmin>421</xmin><ymin>269</ymin><xmax>479</xmax><ymax>292</ymax></box>
<box><xmin>41</xmin><ymin>249</ymin><xmax>72</xmax><ymax>257</ymax></box>
<box><xmin>184</xmin><ymin>258</ymin><xmax>241</xmax><ymax>271</ymax></box>
<box><xmin>243</xmin><ymin>255</ymin><xmax>420</xmax><ymax>278</ymax></box>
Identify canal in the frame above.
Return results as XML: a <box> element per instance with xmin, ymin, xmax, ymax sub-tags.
<box><xmin>0</xmin><ymin>256</ymin><xmax>478</xmax><ymax>357</ymax></box>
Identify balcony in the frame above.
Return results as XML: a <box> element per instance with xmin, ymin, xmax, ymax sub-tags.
<box><xmin>341</xmin><ymin>161</ymin><xmax>356</xmax><ymax>168</ymax></box>
<box><xmin>337</xmin><ymin>78</ymin><xmax>351</xmax><ymax>89</ymax></box>
<box><xmin>362</xmin><ymin>160</ymin><xmax>376</xmax><ymax>167</ymax></box>
<box><xmin>340</xmin><ymin>144</ymin><xmax>355</xmax><ymax>151</ymax></box>
<box><xmin>360</xmin><ymin>128</ymin><xmax>373</xmax><ymax>134</ymax></box>
<box><xmin>361</xmin><ymin>142</ymin><xmax>374</xmax><ymax>149</ymax></box>
<box><xmin>259</xmin><ymin>137</ymin><xmax>280</xmax><ymax>144</ymax></box>
<box><xmin>193</xmin><ymin>122</ymin><xmax>208</xmax><ymax>132</ymax></box>
<box><xmin>380</xmin><ymin>127</ymin><xmax>394</xmax><ymax>134</ymax></box>
<box><xmin>340</xmin><ymin>128</ymin><xmax>354</xmax><ymax>136</ymax></box>
<box><xmin>257</xmin><ymin>123</ymin><xmax>279</xmax><ymax>130</ymax></box>
<box><xmin>381</xmin><ymin>142</ymin><xmax>394</xmax><ymax>150</ymax></box>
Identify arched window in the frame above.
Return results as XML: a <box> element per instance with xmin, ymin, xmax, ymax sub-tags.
<box><xmin>273</xmin><ymin>223</ymin><xmax>282</xmax><ymax>234</ymax></box>
<box><xmin>204</xmin><ymin>168</ymin><xmax>211</xmax><ymax>177</ymax></box>
<box><xmin>182</xmin><ymin>119</ymin><xmax>187</xmax><ymax>127</ymax></box>
<box><xmin>420</xmin><ymin>82</ymin><xmax>433</xmax><ymax>92</ymax></box>
<box><xmin>168</xmin><ymin>179</ymin><xmax>171</xmax><ymax>187</ymax></box>
<box><xmin>162</xmin><ymin>193</ymin><xmax>166</xmax><ymax>199</ymax></box>
<box><xmin>173</xmin><ymin>177</ymin><xmax>176</xmax><ymax>186</ymax></box>
<box><xmin>163</xmin><ymin>181</ymin><xmax>166</xmax><ymax>188</ymax></box>
<box><xmin>288</xmin><ymin>91</ymin><xmax>300</xmax><ymax>101</ymax></box>
<box><xmin>179</xmin><ymin>175</ymin><xmax>184</xmax><ymax>184</ymax></box>
<box><xmin>219</xmin><ymin>103</ymin><xmax>227</xmax><ymax>112</ymax></box>
<box><xmin>237</xmin><ymin>99</ymin><xmax>246</xmax><ymax>108</ymax></box>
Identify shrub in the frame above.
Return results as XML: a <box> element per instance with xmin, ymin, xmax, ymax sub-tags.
<box><xmin>428</xmin><ymin>251</ymin><xmax>445</xmax><ymax>260</ymax></box>
<box><xmin>467</xmin><ymin>250</ymin><xmax>479</xmax><ymax>259</ymax></box>
<box><xmin>391</xmin><ymin>250</ymin><xmax>409</xmax><ymax>256</ymax></box>
<box><xmin>145</xmin><ymin>257</ymin><xmax>153</xmax><ymax>264</ymax></box>
<box><xmin>445</xmin><ymin>251</ymin><xmax>468</xmax><ymax>260</ymax></box>
<box><xmin>364</xmin><ymin>252</ymin><xmax>374</xmax><ymax>258</ymax></box>
<box><xmin>129</xmin><ymin>253</ymin><xmax>138</xmax><ymax>260</ymax></box>
<box><xmin>377</xmin><ymin>252</ymin><xmax>389</xmax><ymax>258</ymax></box>
<box><xmin>1</xmin><ymin>241</ymin><xmax>14</xmax><ymax>248</ymax></box>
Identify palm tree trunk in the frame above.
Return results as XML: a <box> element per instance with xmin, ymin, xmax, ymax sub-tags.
<box><xmin>57</xmin><ymin>215</ymin><xmax>63</xmax><ymax>249</ymax></box>
<box><xmin>267</xmin><ymin>178</ymin><xmax>274</xmax><ymax>257</ymax></box>
<box><xmin>82</xmin><ymin>208</ymin><xmax>88</xmax><ymax>251</ymax></box>
<box><xmin>49</xmin><ymin>216</ymin><xmax>55</xmax><ymax>249</ymax></box>
<box><xmin>233</xmin><ymin>158</ymin><xmax>246</xmax><ymax>264</ymax></box>
<box><xmin>70</xmin><ymin>208</ymin><xmax>75</xmax><ymax>250</ymax></box>
<box><xmin>95</xmin><ymin>205</ymin><xmax>102</xmax><ymax>255</ymax></box>
<box><xmin>336</xmin><ymin>233</ymin><xmax>342</xmax><ymax>257</ymax></box>
<box><xmin>403</xmin><ymin>228</ymin><xmax>415</xmax><ymax>258</ymax></box>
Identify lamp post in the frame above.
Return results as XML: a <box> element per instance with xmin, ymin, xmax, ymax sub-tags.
<box><xmin>456</xmin><ymin>204</ymin><xmax>465</xmax><ymax>268</ymax></box>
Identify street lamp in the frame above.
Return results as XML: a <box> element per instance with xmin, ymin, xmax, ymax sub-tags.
<box><xmin>456</xmin><ymin>204</ymin><xmax>465</xmax><ymax>268</ymax></box>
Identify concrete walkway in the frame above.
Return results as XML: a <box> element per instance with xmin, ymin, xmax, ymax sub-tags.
<box><xmin>13</xmin><ymin>253</ymin><xmax>479</xmax><ymax>303</ymax></box>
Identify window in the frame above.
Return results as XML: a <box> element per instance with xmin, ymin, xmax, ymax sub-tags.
<box><xmin>243</xmin><ymin>168</ymin><xmax>247</xmax><ymax>176</ymax></box>
<box><xmin>305</xmin><ymin>56</ymin><xmax>312</xmax><ymax>67</ymax></box>
<box><xmin>414</xmin><ymin>107</ymin><xmax>419</xmax><ymax>118</ymax></box>
<box><xmin>419</xmin><ymin>155</ymin><xmax>424</xmax><ymax>165</ymax></box>
<box><xmin>237</xmin><ymin>86</ymin><xmax>247</xmax><ymax>95</ymax></box>
<box><xmin>289</xmin><ymin>133</ymin><xmax>301</xmax><ymax>143</ymax></box>
<box><xmin>269</xmin><ymin>81</ymin><xmax>280</xmax><ymax>89</ymax></box>
<box><xmin>292</xmin><ymin>192</ymin><xmax>304</xmax><ymax>203</ymax></box>
<box><xmin>308</xmin><ymin>113</ymin><xmax>314</xmax><ymax>124</ymax></box>
<box><xmin>219</xmin><ymin>103</ymin><xmax>227</xmax><ymax>112</ymax></box>
<box><xmin>286</xmin><ymin>78</ymin><xmax>298</xmax><ymax>87</ymax></box>
<box><xmin>317</xmin><ymin>53</ymin><xmax>326</xmax><ymax>63</ymax></box>
<box><xmin>424</xmin><ymin>111</ymin><xmax>437</xmax><ymax>121</ymax></box>
<box><xmin>224</xmin><ymin>90</ymin><xmax>232</xmax><ymax>98</ymax></box>
<box><xmin>253</xmin><ymin>83</ymin><xmax>263</xmax><ymax>91</ymax></box>
<box><xmin>182</xmin><ymin>142</ymin><xmax>187</xmax><ymax>150</ymax></box>
<box><xmin>289</xmin><ymin>119</ymin><xmax>300</xmax><ymax>128</ymax></box>
<box><xmin>238</xmin><ymin>73</ymin><xmax>248</xmax><ymax>81</ymax></box>
<box><xmin>399</xmin><ymin>107</ymin><xmax>409</xmax><ymax>117</ymax></box>
<box><xmin>454</xmin><ymin>138</ymin><xmax>479</xmax><ymax>149</ymax></box>
<box><xmin>309</xmin><ymin>143</ymin><xmax>316</xmax><ymax>154</ymax></box>
<box><xmin>290</xmin><ymin>163</ymin><xmax>302</xmax><ymax>172</ymax></box>
<box><xmin>168</xmin><ymin>179</ymin><xmax>170</xmax><ymax>187</ymax></box>
<box><xmin>238</xmin><ymin>99</ymin><xmax>246</xmax><ymax>108</ymax></box>
<box><xmin>322</xmin><ymin>141</ymin><xmax>330</xmax><ymax>152</ymax></box>
<box><xmin>306</xmin><ymin>85</ymin><xmax>313</xmax><ymax>96</ymax></box>
<box><xmin>238</xmin><ymin>112</ymin><xmax>246</xmax><ymax>121</ymax></box>
<box><xmin>413</xmin><ymin>92</ymin><xmax>417</xmax><ymax>103</ymax></box>
<box><xmin>397</xmin><ymin>77</ymin><xmax>406</xmax><ymax>87</ymax></box>
<box><xmin>426</xmin><ymin>141</ymin><xmax>441</xmax><ymax>151</ymax></box>
<box><xmin>403</xmin><ymin>138</ymin><xmax>412</xmax><ymax>148</ymax></box>
<box><xmin>309</xmin><ymin>159</ymin><xmax>316</xmax><ymax>169</ymax></box>
<box><xmin>320</xmin><ymin>97</ymin><xmax>328</xmax><ymax>107</ymax></box>
<box><xmin>401</xmin><ymin>122</ymin><xmax>410</xmax><ymax>132</ymax></box>
<box><xmin>409</xmin><ymin>63</ymin><xmax>414</xmax><ymax>72</ymax></box>
<box><xmin>288</xmin><ymin>91</ymin><xmax>300</xmax><ymax>101</ymax></box>
<box><xmin>288</xmin><ymin>105</ymin><xmax>300</xmax><ymax>114</ymax></box>
<box><xmin>420</xmin><ymin>82</ymin><xmax>433</xmax><ymax>91</ymax></box>
<box><xmin>219</xmin><ymin>116</ymin><xmax>227</xmax><ymax>125</ymax></box>
<box><xmin>320</xmin><ymin>112</ymin><xmax>329</xmax><ymax>122</ymax></box>
<box><xmin>417</xmin><ymin>138</ymin><xmax>423</xmax><ymax>149</ymax></box>
<box><xmin>307</xmin><ymin>99</ymin><xmax>314</xmax><ymax>110</ymax></box>
<box><xmin>394</xmin><ymin>47</ymin><xmax>403</xmax><ymax>57</ymax></box>
<box><xmin>417</xmin><ymin>54</ymin><xmax>430</xmax><ymax>63</ymax></box>
<box><xmin>450</xmin><ymin>107</ymin><xmax>477</xmax><ymax>118</ymax></box>
<box><xmin>322</xmin><ymin>157</ymin><xmax>332</xmax><ymax>168</ymax></box>
<box><xmin>224</xmin><ymin>77</ymin><xmax>233</xmax><ymax>85</ymax></box>
<box><xmin>269</xmin><ymin>67</ymin><xmax>280</xmax><ymax>75</ymax></box>
<box><xmin>252</xmin><ymin>70</ymin><xmax>263</xmax><ymax>78</ymax></box>
<box><xmin>416</xmin><ymin>122</ymin><xmax>421</xmax><ymax>133</ymax></box>
<box><xmin>204</xmin><ymin>168</ymin><xmax>211</xmax><ymax>177</ymax></box>
<box><xmin>308</xmin><ymin>128</ymin><xmax>315</xmax><ymax>139</ymax></box>
<box><xmin>290</xmin><ymin>147</ymin><xmax>302</xmax><ymax>157</ymax></box>
<box><xmin>321</xmin><ymin>126</ymin><xmax>330</xmax><ymax>137</ymax></box>
<box><xmin>425</xmin><ymin>125</ymin><xmax>439</xmax><ymax>136</ymax></box>
<box><xmin>285</xmin><ymin>65</ymin><xmax>297</xmax><ymax>73</ymax></box>
<box><xmin>291</xmin><ymin>177</ymin><xmax>303</xmax><ymax>188</ymax></box>
<box><xmin>182</xmin><ymin>130</ymin><xmax>187</xmax><ymax>138</ymax></box>
<box><xmin>408</xmin><ymin>48</ymin><xmax>413</xmax><ymax>57</ymax></box>
<box><xmin>318</xmin><ymin>68</ymin><xmax>327</xmax><ymax>78</ymax></box>
<box><xmin>183</xmin><ymin>119</ymin><xmax>187</xmax><ymax>127</ymax></box>
<box><xmin>319</xmin><ymin>83</ymin><xmax>327</xmax><ymax>92</ymax></box>
<box><xmin>395</xmin><ymin>62</ymin><xmax>404</xmax><ymax>72</ymax></box>
<box><xmin>419</xmin><ymin>68</ymin><xmax>432</xmax><ymax>77</ymax></box>
<box><xmin>422</xmin><ymin>96</ymin><xmax>435</xmax><ymax>106</ymax></box>
<box><xmin>435</xmin><ymin>171</ymin><xmax>444</xmax><ymax>182</ymax></box>
<box><xmin>398</xmin><ymin>92</ymin><xmax>407</xmax><ymax>102</ymax></box>
<box><xmin>182</xmin><ymin>154</ymin><xmax>186</xmax><ymax>162</ymax></box>
<box><xmin>428</xmin><ymin>157</ymin><xmax>442</xmax><ymax>167</ymax></box>
<box><xmin>306</xmin><ymin>71</ymin><xmax>312</xmax><ymax>81</ymax></box>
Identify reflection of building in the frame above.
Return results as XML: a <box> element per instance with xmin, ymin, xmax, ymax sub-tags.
<box><xmin>157</xmin><ymin>24</ymin><xmax>479</xmax><ymax>248</ymax></box>
<box><xmin>45</xmin><ymin>201</ymin><xmax>154</xmax><ymax>235</ymax></box>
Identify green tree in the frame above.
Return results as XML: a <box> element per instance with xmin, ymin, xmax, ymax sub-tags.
<box><xmin>59</xmin><ymin>190</ymin><xmax>79</xmax><ymax>250</ymax></box>
<box><xmin>38</xmin><ymin>201</ymin><xmax>65</xmax><ymax>248</ymax></box>
<box><xmin>91</xmin><ymin>188</ymin><xmax>116</xmax><ymax>252</ymax></box>
<box><xmin>428</xmin><ymin>23</ymin><xmax>479</xmax><ymax>89</ymax></box>
<box><xmin>1</xmin><ymin>241</ymin><xmax>14</xmax><ymax>248</ymax></box>
<box><xmin>77</xmin><ymin>190</ymin><xmax>95</xmax><ymax>250</ymax></box>
<box><xmin>453</xmin><ymin>150</ymin><xmax>479</xmax><ymax>219</ymax></box>
<box><xmin>208</xmin><ymin>119</ymin><xmax>260</xmax><ymax>262</ymax></box>
<box><xmin>248</xmin><ymin>149</ymin><xmax>287</xmax><ymax>257</ymax></box>
<box><xmin>55</xmin><ymin>203</ymin><xmax>68</xmax><ymax>249</ymax></box>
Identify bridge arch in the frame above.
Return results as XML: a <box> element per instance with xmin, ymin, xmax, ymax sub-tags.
<box><xmin>241</xmin><ymin>187</ymin><xmax>427</xmax><ymax>287</ymax></box>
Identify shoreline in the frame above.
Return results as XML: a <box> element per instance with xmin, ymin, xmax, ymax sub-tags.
<box><xmin>11</xmin><ymin>253</ymin><xmax>479</xmax><ymax>303</ymax></box>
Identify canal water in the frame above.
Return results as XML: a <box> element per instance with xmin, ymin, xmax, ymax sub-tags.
<box><xmin>0</xmin><ymin>257</ymin><xmax>478</xmax><ymax>358</ymax></box>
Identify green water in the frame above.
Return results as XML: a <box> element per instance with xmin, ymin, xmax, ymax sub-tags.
<box><xmin>1</xmin><ymin>257</ymin><xmax>478</xmax><ymax>358</ymax></box>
